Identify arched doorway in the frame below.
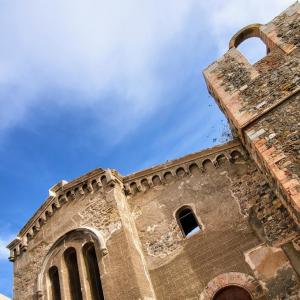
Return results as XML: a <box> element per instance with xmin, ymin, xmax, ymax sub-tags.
<box><xmin>213</xmin><ymin>285</ymin><xmax>252</xmax><ymax>300</ymax></box>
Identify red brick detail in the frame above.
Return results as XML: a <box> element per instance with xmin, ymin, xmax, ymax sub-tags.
<box><xmin>253</xmin><ymin>138</ymin><xmax>300</xmax><ymax>221</ymax></box>
<box><xmin>199</xmin><ymin>272</ymin><xmax>263</xmax><ymax>300</ymax></box>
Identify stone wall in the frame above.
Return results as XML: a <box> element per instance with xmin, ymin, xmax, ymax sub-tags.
<box><xmin>202</xmin><ymin>3</ymin><xmax>300</xmax><ymax>298</ymax></box>
<box><xmin>245</xmin><ymin>92</ymin><xmax>300</xmax><ymax>222</ymax></box>
<box><xmin>9</xmin><ymin>140</ymin><xmax>300</xmax><ymax>299</ymax></box>
<box><xmin>127</xmin><ymin>147</ymin><xmax>299</xmax><ymax>299</ymax></box>
<box><xmin>12</xmin><ymin>174</ymin><xmax>155</xmax><ymax>300</ymax></box>
<box><xmin>203</xmin><ymin>2</ymin><xmax>300</xmax><ymax>226</ymax></box>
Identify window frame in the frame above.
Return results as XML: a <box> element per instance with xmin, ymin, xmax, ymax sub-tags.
<box><xmin>175</xmin><ymin>205</ymin><xmax>202</xmax><ymax>238</ymax></box>
<box><xmin>37</xmin><ymin>228</ymin><xmax>107</xmax><ymax>300</ymax></box>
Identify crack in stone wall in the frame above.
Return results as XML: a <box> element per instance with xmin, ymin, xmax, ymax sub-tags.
<box><xmin>228</xmin><ymin>164</ymin><xmax>298</xmax><ymax>244</ymax></box>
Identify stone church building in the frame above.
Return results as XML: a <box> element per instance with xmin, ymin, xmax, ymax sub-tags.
<box><xmin>7</xmin><ymin>3</ymin><xmax>300</xmax><ymax>300</ymax></box>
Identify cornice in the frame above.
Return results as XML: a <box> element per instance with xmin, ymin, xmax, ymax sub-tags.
<box><xmin>123</xmin><ymin>140</ymin><xmax>245</xmax><ymax>196</ymax></box>
<box><xmin>7</xmin><ymin>168</ymin><xmax>121</xmax><ymax>261</ymax></box>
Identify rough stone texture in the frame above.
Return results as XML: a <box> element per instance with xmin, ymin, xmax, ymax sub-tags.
<box><xmin>273</xmin><ymin>9</ymin><xmax>300</xmax><ymax>48</ymax></box>
<box><xmin>204</xmin><ymin>2</ymin><xmax>300</xmax><ymax>225</ymax></box>
<box><xmin>11</xmin><ymin>142</ymin><xmax>299</xmax><ymax>300</ymax></box>
<box><xmin>245</xmin><ymin>92</ymin><xmax>300</xmax><ymax>226</ymax></box>
<box><xmin>241</xmin><ymin>50</ymin><xmax>299</xmax><ymax>114</ymax></box>
<box><xmin>216</xmin><ymin>53</ymin><xmax>252</xmax><ymax>94</ymax></box>
<box><xmin>129</xmin><ymin>156</ymin><xmax>259</xmax><ymax>299</ymax></box>
<box><xmin>229</xmin><ymin>163</ymin><xmax>298</xmax><ymax>244</ymax></box>
<box><xmin>12</xmin><ymin>175</ymin><xmax>155</xmax><ymax>300</ymax></box>
<box><xmin>7</xmin><ymin>3</ymin><xmax>300</xmax><ymax>300</ymax></box>
<box><xmin>245</xmin><ymin>245</ymin><xmax>300</xmax><ymax>299</ymax></box>
<box><xmin>244</xmin><ymin>94</ymin><xmax>300</xmax><ymax>225</ymax></box>
<box><xmin>266</xmin><ymin>267</ymin><xmax>300</xmax><ymax>300</ymax></box>
<box><xmin>247</xmin><ymin>92</ymin><xmax>300</xmax><ymax>179</ymax></box>
<box><xmin>127</xmin><ymin>152</ymin><xmax>299</xmax><ymax>299</ymax></box>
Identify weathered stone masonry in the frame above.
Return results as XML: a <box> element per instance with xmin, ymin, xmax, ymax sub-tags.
<box><xmin>7</xmin><ymin>3</ymin><xmax>300</xmax><ymax>300</ymax></box>
<box><xmin>204</xmin><ymin>3</ymin><xmax>300</xmax><ymax>227</ymax></box>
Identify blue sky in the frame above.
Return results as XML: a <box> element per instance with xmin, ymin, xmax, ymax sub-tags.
<box><xmin>0</xmin><ymin>0</ymin><xmax>295</xmax><ymax>297</ymax></box>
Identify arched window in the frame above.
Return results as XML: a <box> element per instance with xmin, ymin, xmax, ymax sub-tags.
<box><xmin>177</xmin><ymin>207</ymin><xmax>201</xmax><ymax>237</ymax></box>
<box><xmin>48</xmin><ymin>266</ymin><xmax>61</xmax><ymax>300</ymax></box>
<box><xmin>83</xmin><ymin>243</ymin><xmax>105</xmax><ymax>300</ymax></box>
<box><xmin>64</xmin><ymin>247</ymin><xmax>83</xmax><ymax>300</ymax></box>
<box><xmin>38</xmin><ymin>228</ymin><xmax>107</xmax><ymax>300</ymax></box>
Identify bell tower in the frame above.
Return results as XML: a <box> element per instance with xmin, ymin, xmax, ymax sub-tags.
<box><xmin>204</xmin><ymin>3</ymin><xmax>300</xmax><ymax>225</ymax></box>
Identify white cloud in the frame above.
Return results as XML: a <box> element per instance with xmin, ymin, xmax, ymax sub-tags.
<box><xmin>0</xmin><ymin>0</ymin><xmax>296</xmax><ymax>142</ymax></box>
<box><xmin>0</xmin><ymin>242</ymin><xmax>8</xmax><ymax>260</ymax></box>
<box><xmin>200</xmin><ymin>0</ymin><xmax>296</xmax><ymax>54</ymax></box>
<box><xmin>0</xmin><ymin>0</ymin><xmax>198</xmax><ymax>139</ymax></box>
<box><xmin>0</xmin><ymin>236</ymin><xmax>13</xmax><ymax>260</ymax></box>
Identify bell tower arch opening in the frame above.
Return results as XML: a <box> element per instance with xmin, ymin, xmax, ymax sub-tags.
<box><xmin>229</xmin><ymin>23</ymin><xmax>271</xmax><ymax>64</ymax></box>
<box><xmin>237</xmin><ymin>37</ymin><xmax>268</xmax><ymax>64</ymax></box>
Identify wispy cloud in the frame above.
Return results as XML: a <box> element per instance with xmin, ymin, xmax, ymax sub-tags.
<box><xmin>200</xmin><ymin>0</ymin><xmax>295</xmax><ymax>54</ymax></box>
<box><xmin>0</xmin><ymin>0</ymin><xmax>197</xmax><ymax>141</ymax></box>
<box><xmin>0</xmin><ymin>235</ymin><xmax>14</xmax><ymax>260</ymax></box>
<box><xmin>0</xmin><ymin>224</ymin><xmax>15</xmax><ymax>260</ymax></box>
<box><xmin>0</xmin><ymin>1</ymin><xmax>296</xmax><ymax>296</ymax></box>
<box><xmin>0</xmin><ymin>0</ymin><xmax>295</xmax><ymax>145</ymax></box>
<box><xmin>0</xmin><ymin>241</ymin><xmax>8</xmax><ymax>260</ymax></box>
<box><xmin>0</xmin><ymin>233</ymin><xmax>13</xmax><ymax>297</ymax></box>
